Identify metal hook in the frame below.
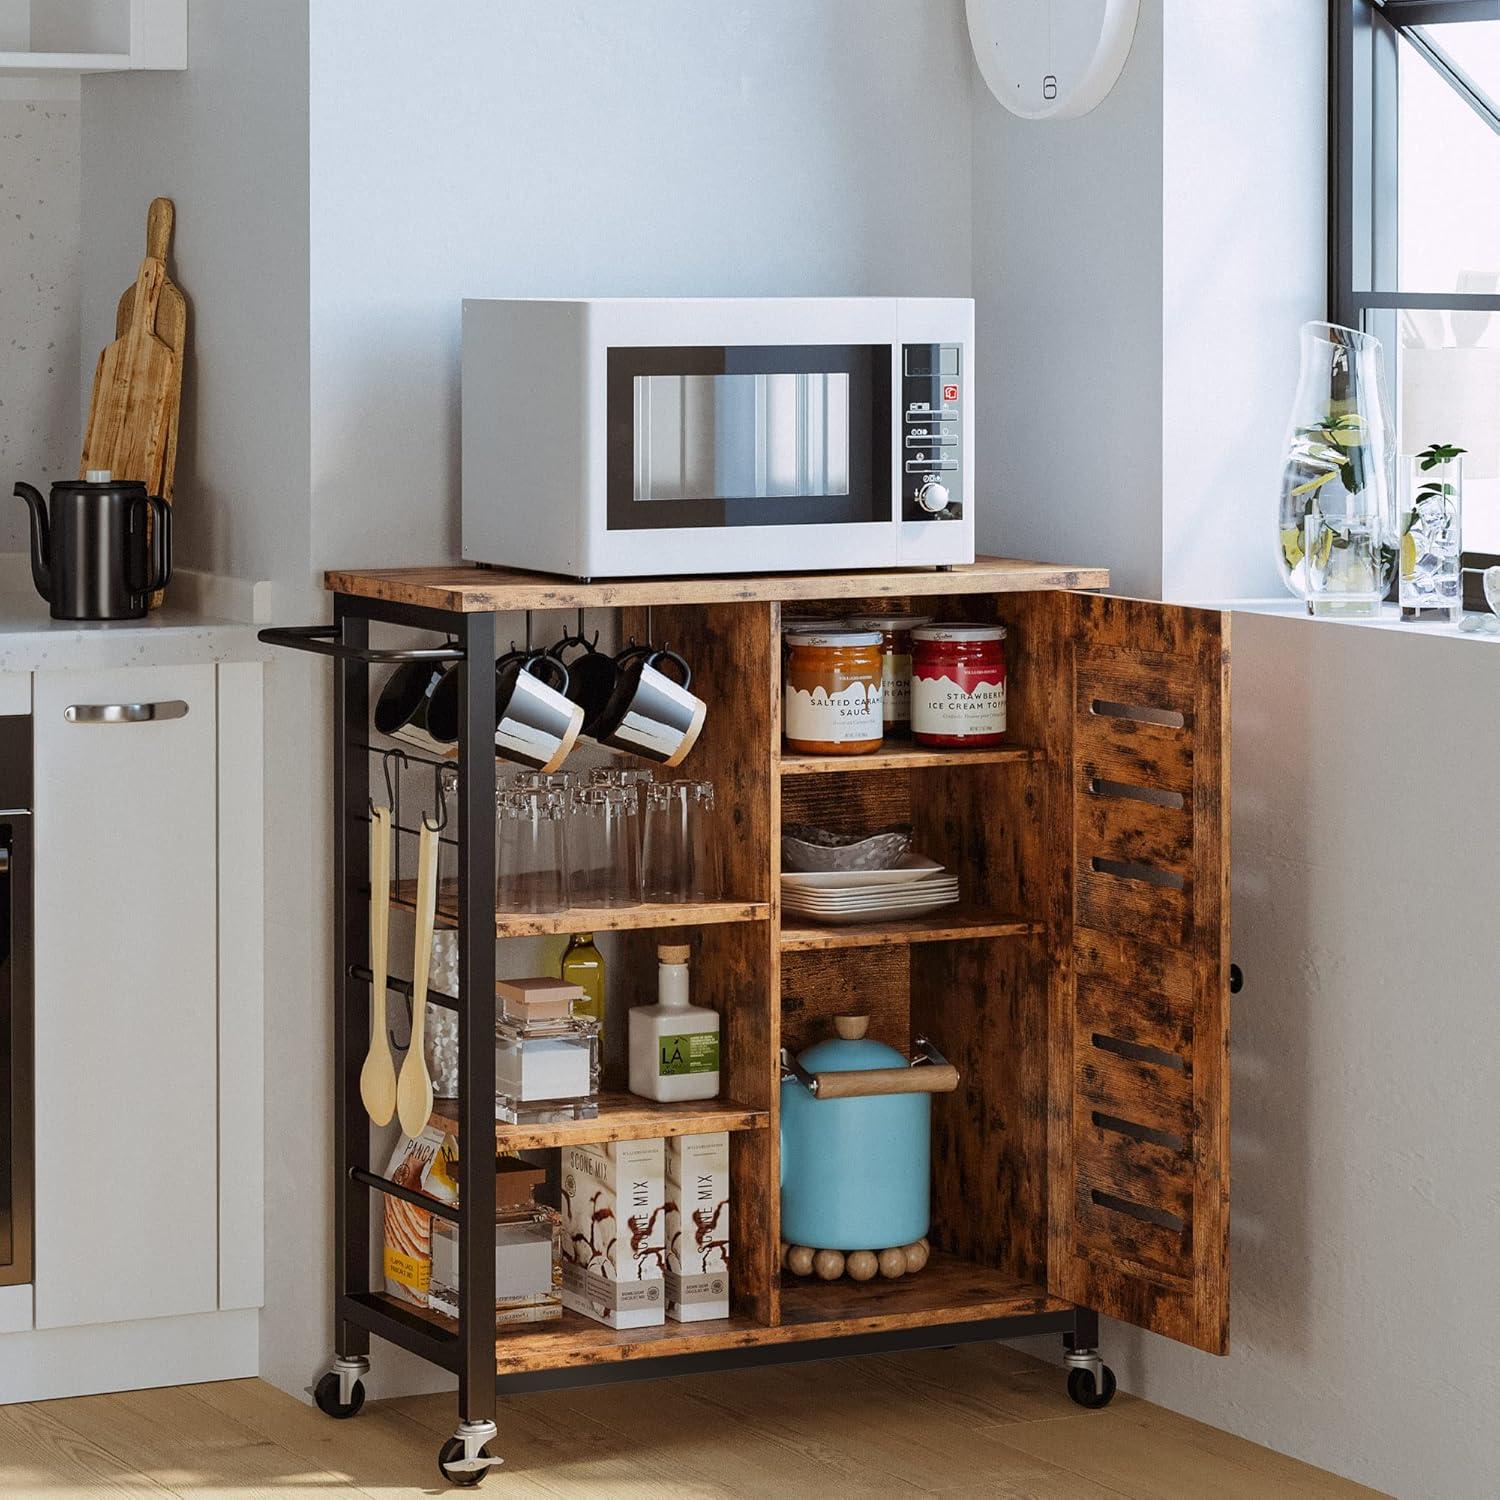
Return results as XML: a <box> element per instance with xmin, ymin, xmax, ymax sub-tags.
<box><xmin>424</xmin><ymin>761</ymin><xmax>451</xmax><ymax>832</ymax></box>
<box><xmin>388</xmin><ymin>990</ymin><xmax>412</xmax><ymax>1053</ymax></box>
<box><xmin>378</xmin><ymin>745</ymin><xmax>410</xmax><ymax>816</ymax></box>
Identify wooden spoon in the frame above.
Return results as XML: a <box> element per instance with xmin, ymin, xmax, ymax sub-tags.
<box><xmin>359</xmin><ymin>807</ymin><xmax>396</xmax><ymax>1125</ymax></box>
<box><xmin>396</xmin><ymin>819</ymin><xmax>441</xmax><ymax>1137</ymax></box>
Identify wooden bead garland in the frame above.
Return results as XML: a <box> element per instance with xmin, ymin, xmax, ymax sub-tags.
<box><xmin>779</xmin><ymin>1237</ymin><xmax>930</xmax><ymax>1282</ymax></box>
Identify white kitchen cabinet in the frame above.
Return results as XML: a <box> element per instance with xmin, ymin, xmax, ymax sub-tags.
<box><xmin>32</xmin><ymin>664</ymin><xmax>219</xmax><ymax>1329</ymax></box>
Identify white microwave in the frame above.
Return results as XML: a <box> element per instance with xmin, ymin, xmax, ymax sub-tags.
<box><xmin>461</xmin><ymin>297</ymin><xmax>975</xmax><ymax>579</ymax></box>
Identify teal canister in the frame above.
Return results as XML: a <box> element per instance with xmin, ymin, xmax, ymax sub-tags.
<box><xmin>779</xmin><ymin>1014</ymin><xmax>958</xmax><ymax>1252</ymax></box>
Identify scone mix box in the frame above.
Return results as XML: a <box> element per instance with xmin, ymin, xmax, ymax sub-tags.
<box><xmin>561</xmin><ymin>1138</ymin><xmax>665</xmax><ymax>1329</ymax></box>
<box><xmin>666</xmin><ymin>1132</ymin><xmax>730</xmax><ymax>1322</ymax></box>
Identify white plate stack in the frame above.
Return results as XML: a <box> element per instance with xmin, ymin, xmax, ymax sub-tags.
<box><xmin>780</xmin><ymin>856</ymin><xmax>960</xmax><ymax>925</ymax></box>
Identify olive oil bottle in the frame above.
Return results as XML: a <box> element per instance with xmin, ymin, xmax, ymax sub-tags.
<box><xmin>560</xmin><ymin>932</ymin><xmax>605</xmax><ymax>1039</ymax></box>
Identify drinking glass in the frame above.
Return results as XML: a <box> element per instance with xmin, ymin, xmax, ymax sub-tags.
<box><xmin>569</xmin><ymin>785</ymin><xmax>640</xmax><ymax>907</ymax></box>
<box><xmin>1302</xmin><ymin>510</ymin><xmax>1387</xmax><ymax>618</ymax></box>
<box><xmin>1400</xmin><ymin>452</ymin><xmax>1463</xmax><ymax>622</ymax></box>
<box><xmin>641</xmin><ymin>779</ymin><xmax>720</xmax><ymax>902</ymax></box>
<box><xmin>496</xmin><ymin>787</ymin><xmax>570</xmax><ymax>912</ymax></box>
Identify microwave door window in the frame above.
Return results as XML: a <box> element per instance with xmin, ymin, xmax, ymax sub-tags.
<box><xmin>609</xmin><ymin>345</ymin><xmax>889</xmax><ymax>531</ymax></box>
<box><xmin>633</xmin><ymin>373</ymin><xmax>851</xmax><ymax>503</ymax></box>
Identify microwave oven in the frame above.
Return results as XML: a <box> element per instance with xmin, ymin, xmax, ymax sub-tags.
<box><xmin>461</xmin><ymin>297</ymin><xmax>975</xmax><ymax>579</ymax></box>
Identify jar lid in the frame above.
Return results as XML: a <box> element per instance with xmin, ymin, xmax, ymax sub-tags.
<box><xmin>785</xmin><ymin>630</ymin><xmax>883</xmax><ymax>648</ymax></box>
<box><xmin>782</xmin><ymin>614</ymin><xmax>847</xmax><ymax>630</ymax></box>
<box><xmin>845</xmin><ymin>614</ymin><xmax>933</xmax><ymax>631</ymax></box>
<box><xmin>912</xmin><ymin>622</ymin><xmax>1007</xmax><ymax>642</ymax></box>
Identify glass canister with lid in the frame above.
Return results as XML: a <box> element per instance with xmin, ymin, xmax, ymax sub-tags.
<box><xmin>783</xmin><ymin>629</ymin><xmax>884</xmax><ymax>754</ymax></box>
<box><xmin>845</xmin><ymin>614</ymin><xmax>932</xmax><ymax>738</ymax></box>
<box><xmin>910</xmin><ymin>622</ymin><xmax>1007</xmax><ymax>747</ymax></box>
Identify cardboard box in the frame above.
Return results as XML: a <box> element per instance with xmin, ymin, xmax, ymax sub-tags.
<box><xmin>666</xmin><ymin>1132</ymin><xmax>730</xmax><ymax>1321</ymax></box>
<box><xmin>561</xmin><ymin>1138</ymin><xmax>665</xmax><ymax>1328</ymax></box>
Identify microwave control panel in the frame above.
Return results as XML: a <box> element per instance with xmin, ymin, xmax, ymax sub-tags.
<box><xmin>901</xmin><ymin>343</ymin><xmax>963</xmax><ymax>522</ymax></box>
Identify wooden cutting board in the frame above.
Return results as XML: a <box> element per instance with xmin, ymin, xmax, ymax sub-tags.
<box><xmin>80</xmin><ymin>197</ymin><xmax>186</xmax><ymax>606</ymax></box>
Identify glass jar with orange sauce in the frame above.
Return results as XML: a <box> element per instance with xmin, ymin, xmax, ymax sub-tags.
<box><xmin>783</xmin><ymin>630</ymin><xmax>884</xmax><ymax>754</ymax></box>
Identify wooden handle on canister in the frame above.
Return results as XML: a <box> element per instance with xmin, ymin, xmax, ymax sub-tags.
<box><xmin>811</xmin><ymin>1064</ymin><xmax>960</xmax><ymax>1100</ymax></box>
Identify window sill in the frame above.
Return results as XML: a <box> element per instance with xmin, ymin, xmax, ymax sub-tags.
<box><xmin>1198</xmin><ymin>598</ymin><xmax>1500</xmax><ymax>644</ymax></box>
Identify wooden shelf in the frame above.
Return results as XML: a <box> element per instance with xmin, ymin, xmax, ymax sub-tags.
<box><xmin>780</xmin><ymin>743</ymin><xmax>1042</xmax><ymax>776</ymax></box>
<box><xmin>427</xmin><ymin>1090</ymin><xmax>769</xmax><ymax>1152</ymax></box>
<box><xmin>779</xmin><ymin>1252</ymin><xmax>1067</xmax><ymax>1334</ymax></box>
<box><xmin>369</xmin><ymin>1254</ymin><xmax>1066</xmax><ymax>1376</ymax></box>
<box><xmin>325</xmin><ymin>555</ymin><xmax>1110</xmax><ymax>613</ymax></box>
<box><xmin>391</xmin><ymin>881</ymin><xmax>770</xmax><ymax>937</ymax></box>
<box><xmin>779</xmin><ymin>909</ymin><xmax>1042</xmax><ymax>952</ymax></box>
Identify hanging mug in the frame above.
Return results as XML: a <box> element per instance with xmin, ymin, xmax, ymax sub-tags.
<box><xmin>587</xmin><ymin>645</ymin><xmax>706</xmax><ymax>768</ymax></box>
<box><xmin>373</xmin><ymin>659</ymin><xmax>454</xmax><ymax>756</ymax></box>
<box><xmin>428</xmin><ymin>649</ymin><xmax>584</xmax><ymax>774</ymax></box>
<box><xmin>549</xmin><ymin>630</ymin><xmax>624</xmax><ymax>738</ymax></box>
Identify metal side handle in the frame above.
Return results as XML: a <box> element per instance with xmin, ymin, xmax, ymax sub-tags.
<box><xmin>64</xmin><ymin>701</ymin><xmax>189</xmax><ymax>725</ymax></box>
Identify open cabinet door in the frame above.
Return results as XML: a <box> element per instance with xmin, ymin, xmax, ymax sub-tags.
<box><xmin>1046</xmin><ymin>594</ymin><xmax>1230</xmax><ymax>1354</ymax></box>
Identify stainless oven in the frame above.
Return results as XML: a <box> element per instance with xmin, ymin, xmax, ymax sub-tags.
<box><xmin>0</xmin><ymin>714</ymin><xmax>31</xmax><ymax>1288</ymax></box>
<box><xmin>461</xmin><ymin>297</ymin><xmax>975</xmax><ymax>579</ymax></box>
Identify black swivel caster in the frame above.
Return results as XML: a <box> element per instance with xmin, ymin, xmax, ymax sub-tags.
<box><xmin>1066</xmin><ymin>1363</ymin><xmax>1118</xmax><ymax>1409</ymax></box>
<box><xmin>439</xmin><ymin>1433</ymin><xmax>501</xmax><ymax>1487</ymax></box>
<box><xmin>314</xmin><ymin>1368</ymin><xmax>366</xmax><ymax>1419</ymax></box>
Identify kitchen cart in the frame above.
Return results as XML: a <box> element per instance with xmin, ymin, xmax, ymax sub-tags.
<box><xmin>262</xmin><ymin>556</ymin><xmax>1233</xmax><ymax>1486</ymax></box>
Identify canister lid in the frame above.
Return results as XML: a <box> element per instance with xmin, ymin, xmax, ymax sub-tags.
<box><xmin>785</xmin><ymin>630</ymin><xmax>883</xmax><ymax>649</ymax></box>
<box><xmin>658</xmin><ymin>943</ymin><xmax>692</xmax><ymax>964</ymax></box>
<box><xmin>798</xmin><ymin>1014</ymin><xmax>907</xmax><ymax>1073</ymax></box>
<box><xmin>844</xmin><ymin>614</ymin><xmax>933</xmax><ymax>632</ymax></box>
<box><xmin>912</xmin><ymin>622</ymin><xmax>1007</xmax><ymax>642</ymax></box>
<box><xmin>782</xmin><ymin>614</ymin><xmax>847</xmax><ymax>631</ymax></box>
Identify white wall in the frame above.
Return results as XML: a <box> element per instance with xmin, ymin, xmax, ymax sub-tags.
<box><xmin>971</xmin><ymin>2</ymin><xmax>1164</xmax><ymax>595</ymax></box>
<box><xmin>1160</xmin><ymin>1</ymin><xmax>1325</xmax><ymax>601</ymax></box>
<box><xmin>80</xmin><ymin>2</ymin><xmax>311</xmax><ymax>588</ymax></box>
<box><xmin>307</xmin><ymin>0</ymin><xmax>973</xmax><ymax>572</ymax></box>
<box><xmin>0</xmin><ymin>96</ymin><xmax>80</xmax><ymax>553</ymax></box>
<box><xmin>1110</xmin><ymin>612</ymin><xmax>1500</xmax><ymax>1499</ymax></box>
<box><xmin>972</xmin><ymin>0</ymin><xmax>1322</xmax><ymax>602</ymax></box>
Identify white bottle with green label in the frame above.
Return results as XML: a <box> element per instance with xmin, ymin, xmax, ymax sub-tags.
<box><xmin>628</xmin><ymin>944</ymin><xmax>720</xmax><ymax>1102</ymax></box>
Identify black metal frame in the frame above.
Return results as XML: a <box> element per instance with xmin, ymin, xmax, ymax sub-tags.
<box><xmin>1332</xmin><ymin>0</ymin><xmax>1500</xmax><ymax>601</ymax></box>
<box><xmin>262</xmin><ymin>594</ymin><xmax>1104</xmax><ymax>1449</ymax></box>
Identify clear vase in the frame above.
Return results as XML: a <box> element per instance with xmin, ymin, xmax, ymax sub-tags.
<box><xmin>1400</xmin><ymin>453</ymin><xmax>1463</xmax><ymax>622</ymax></box>
<box><xmin>1278</xmin><ymin>322</ymin><xmax>1397</xmax><ymax>614</ymax></box>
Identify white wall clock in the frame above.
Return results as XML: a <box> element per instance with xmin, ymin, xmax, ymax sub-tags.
<box><xmin>966</xmin><ymin>0</ymin><xmax>1141</xmax><ymax>121</ymax></box>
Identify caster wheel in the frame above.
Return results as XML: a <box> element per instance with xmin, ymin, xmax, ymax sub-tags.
<box><xmin>313</xmin><ymin>1370</ymin><xmax>365</xmax><ymax>1420</ymax></box>
<box><xmin>438</xmin><ymin>1436</ymin><xmax>496</xmax><ymax>1487</ymax></box>
<box><xmin>1067</xmin><ymin>1364</ymin><xmax>1117</xmax><ymax>1409</ymax></box>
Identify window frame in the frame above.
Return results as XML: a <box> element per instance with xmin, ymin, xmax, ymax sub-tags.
<box><xmin>1330</xmin><ymin>0</ymin><xmax>1500</xmax><ymax>608</ymax></box>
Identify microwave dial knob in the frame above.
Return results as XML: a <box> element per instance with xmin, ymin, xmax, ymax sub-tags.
<box><xmin>917</xmin><ymin>480</ymin><xmax>950</xmax><ymax>514</ymax></box>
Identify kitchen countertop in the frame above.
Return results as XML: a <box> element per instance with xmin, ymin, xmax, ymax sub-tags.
<box><xmin>0</xmin><ymin>598</ymin><xmax>270</xmax><ymax>673</ymax></box>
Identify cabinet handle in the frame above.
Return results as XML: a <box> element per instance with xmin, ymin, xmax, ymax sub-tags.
<box><xmin>64</xmin><ymin>701</ymin><xmax>189</xmax><ymax>725</ymax></box>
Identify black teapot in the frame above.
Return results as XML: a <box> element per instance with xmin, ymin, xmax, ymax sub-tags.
<box><xmin>13</xmin><ymin>472</ymin><xmax>171</xmax><ymax>621</ymax></box>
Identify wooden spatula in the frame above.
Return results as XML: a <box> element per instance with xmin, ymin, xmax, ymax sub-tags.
<box><xmin>359</xmin><ymin>807</ymin><xmax>397</xmax><ymax>1126</ymax></box>
<box><xmin>396</xmin><ymin>821</ymin><xmax>441</xmax><ymax>1137</ymax></box>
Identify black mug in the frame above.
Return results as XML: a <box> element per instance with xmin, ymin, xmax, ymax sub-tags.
<box><xmin>427</xmin><ymin>648</ymin><xmax>584</xmax><ymax>773</ymax></box>
<box><xmin>587</xmin><ymin>644</ymin><xmax>706</xmax><ymax>768</ymax></box>
<box><xmin>374</xmin><ymin>659</ymin><xmax>454</xmax><ymax>755</ymax></box>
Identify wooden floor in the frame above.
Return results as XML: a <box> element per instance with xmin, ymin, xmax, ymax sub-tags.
<box><xmin>0</xmin><ymin>1344</ymin><xmax>1383</xmax><ymax>1498</ymax></box>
